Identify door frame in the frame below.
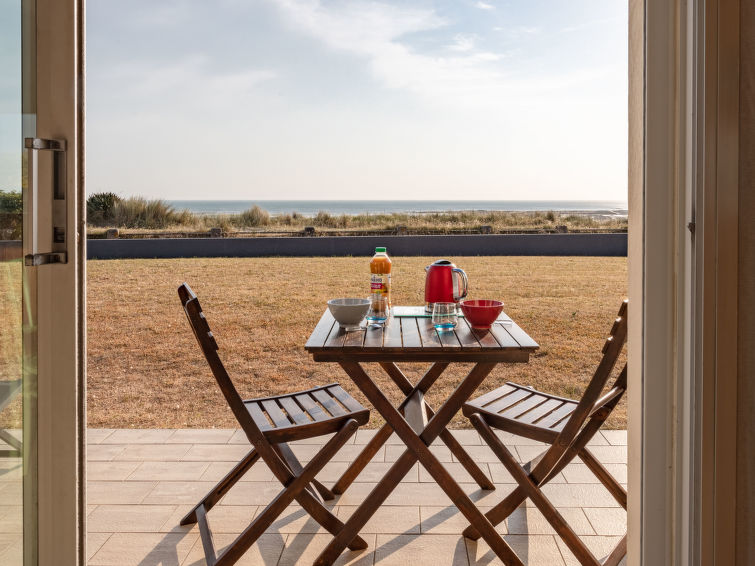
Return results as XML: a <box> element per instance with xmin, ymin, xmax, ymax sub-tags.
<box><xmin>627</xmin><ymin>0</ymin><xmax>740</xmax><ymax>564</ymax></box>
<box><xmin>29</xmin><ymin>0</ymin><xmax>86</xmax><ymax>564</ymax></box>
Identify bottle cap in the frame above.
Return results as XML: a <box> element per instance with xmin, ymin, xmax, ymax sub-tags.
<box><xmin>375</xmin><ymin>247</ymin><xmax>387</xmax><ymax>253</ymax></box>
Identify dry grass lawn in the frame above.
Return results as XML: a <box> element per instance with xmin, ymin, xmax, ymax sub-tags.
<box><xmin>87</xmin><ymin>256</ymin><xmax>627</xmax><ymax>429</ymax></box>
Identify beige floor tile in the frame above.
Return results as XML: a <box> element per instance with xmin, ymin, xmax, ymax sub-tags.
<box><xmin>87</xmin><ymin>461</ymin><xmax>141</xmax><ymax>481</ymax></box>
<box><xmin>582</xmin><ymin>445</ymin><xmax>627</xmax><ymax>464</ymax></box>
<box><xmin>180</xmin><ymin>444</ymin><xmax>252</xmax><ymax>462</ymax></box>
<box><xmin>266</xmin><ymin>504</ymin><xmax>330</xmax><ymax>534</ymax></box>
<box><xmin>385</xmin><ymin>444</ymin><xmax>452</xmax><ymax>463</ymax></box>
<box><xmin>181</xmin><ymin>532</ymin><xmax>286</xmax><ymax>566</ymax></box>
<box><xmin>513</xmin><ymin>445</ymin><xmax>548</xmax><ymax>464</ymax></box>
<box><xmin>600</xmin><ymin>430</ymin><xmax>628</xmax><ymax>446</ymax></box>
<box><xmin>337</xmin><ymin>505</ymin><xmax>420</xmax><ymax>534</ymax></box>
<box><xmin>104</xmin><ymin>429</ymin><xmax>175</xmax><ymax>444</ymax></box>
<box><xmin>0</xmin><ymin>481</ymin><xmax>21</xmax><ymax>502</ymax></box>
<box><xmin>87</xmin><ymin>444</ymin><xmax>127</xmax><ymax>462</ymax></box>
<box><xmin>220</xmin><ymin>481</ymin><xmax>295</xmax><ymax>506</ymax></box>
<box><xmin>161</xmin><ymin>505</ymin><xmax>260</xmax><ymax>535</ymax></box>
<box><xmin>555</xmin><ymin>535</ymin><xmax>625</xmax><ymax>565</ymax></box>
<box><xmin>329</xmin><ymin>443</ymin><xmax>386</xmax><ymax>463</ymax></box>
<box><xmin>561</xmin><ymin>463</ymin><xmax>627</xmax><ymax>484</ymax></box>
<box><xmin>504</xmin><ymin>506</ymin><xmax>595</xmax><ymax>536</ymax></box>
<box><xmin>354</xmin><ymin>429</ymin><xmax>380</xmax><ymax>444</ymax></box>
<box><xmin>89</xmin><ymin>532</ymin><xmax>197</xmax><ymax>565</ymax></box>
<box><xmin>88</xmin><ymin>504</ymin><xmax>178</xmax><ymax>533</ymax></box>
<box><xmin>128</xmin><ymin>461</ymin><xmax>211</xmax><ymax>482</ymax></box>
<box><xmin>466</xmin><ymin>534</ymin><xmax>566</xmax><ymax>565</ymax></box>
<box><xmin>200</xmin><ymin>460</ymin><xmax>274</xmax><ymax>482</ymax></box>
<box><xmin>419</xmin><ymin>462</ymin><xmax>492</xmax><ymax>484</ymax></box>
<box><xmin>115</xmin><ymin>444</ymin><xmax>192</xmax><ymax>462</ymax></box>
<box><xmin>487</xmin><ymin>463</ymin><xmax>566</xmax><ymax>484</ymax></box>
<box><xmin>165</xmin><ymin>429</ymin><xmax>235</xmax><ymax>444</ymax></box>
<box><xmin>87</xmin><ymin>533</ymin><xmax>112</xmax><ymax>561</ymax></box>
<box><xmin>0</xmin><ymin>505</ymin><xmax>22</xmax><ymax>534</ymax></box>
<box><xmin>87</xmin><ymin>505</ymin><xmax>98</xmax><ymax>517</ymax></box>
<box><xmin>350</xmin><ymin>462</ymin><xmax>419</xmax><ymax>483</ymax></box>
<box><xmin>494</xmin><ymin>431</ymin><xmax>547</xmax><ymax>446</ymax></box>
<box><xmin>583</xmin><ymin>507</ymin><xmax>627</xmax><ymax>536</ymax></box>
<box><xmin>87</xmin><ymin>481</ymin><xmax>157</xmax><ymax>505</ymax></box>
<box><xmin>228</xmin><ymin>430</ymin><xmax>251</xmax><ymax>445</ymax></box>
<box><xmin>541</xmin><ymin>484</ymin><xmax>622</xmax><ymax>508</ymax></box>
<box><xmin>0</xmin><ymin>459</ymin><xmax>22</xmax><ymax>482</ymax></box>
<box><xmin>420</xmin><ymin>505</ymin><xmax>504</xmax><ymax>535</ymax></box>
<box><xmin>143</xmin><ymin>481</ymin><xmax>220</xmax><ymax>505</ymax></box>
<box><xmin>0</xmin><ymin>533</ymin><xmax>22</xmax><ymax>563</ymax></box>
<box><xmin>329</xmin><ymin>482</ymin><xmax>378</xmax><ymax>506</ymax></box>
<box><xmin>431</xmin><ymin>430</ymin><xmax>482</xmax><ymax>446</ymax></box>
<box><xmin>278</xmin><ymin>533</ymin><xmax>375</xmax><ymax>566</ymax></box>
<box><xmin>87</xmin><ymin>429</ymin><xmax>115</xmax><ymax>444</ymax></box>
<box><xmin>450</xmin><ymin>445</ymin><xmax>500</xmax><ymax>463</ymax></box>
<box><xmin>375</xmin><ymin>534</ymin><xmax>468</xmax><ymax>565</ymax></box>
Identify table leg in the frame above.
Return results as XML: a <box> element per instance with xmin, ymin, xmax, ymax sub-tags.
<box><xmin>331</xmin><ymin>362</ymin><xmax>448</xmax><ymax>494</ymax></box>
<box><xmin>380</xmin><ymin>362</ymin><xmax>495</xmax><ymax>490</ymax></box>
<box><xmin>316</xmin><ymin>362</ymin><xmax>522</xmax><ymax>566</ymax></box>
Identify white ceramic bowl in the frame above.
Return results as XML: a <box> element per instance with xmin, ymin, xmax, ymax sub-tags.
<box><xmin>327</xmin><ymin>298</ymin><xmax>371</xmax><ymax>330</ymax></box>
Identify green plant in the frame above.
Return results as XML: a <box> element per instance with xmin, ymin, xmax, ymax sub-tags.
<box><xmin>87</xmin><ymin>192</ymin><xmax>122</xmax><ymax>225</ymax></box>
<box><xmin>0</xmin><ymin>190</ymin><xmax>22</xmax><ymax>239</ymax></box>
<box><xmin>236</xmin><ymin>205</ymin><xmax>270</xmax><ymax>227</ymax></box>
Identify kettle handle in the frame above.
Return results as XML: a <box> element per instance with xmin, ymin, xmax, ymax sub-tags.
<box><xmin>453</xmin><ymin>268</ymin><xmax>469</xmax><ymax>300</ymax></box>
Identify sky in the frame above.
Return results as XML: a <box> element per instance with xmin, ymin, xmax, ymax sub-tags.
<box><xmin>4</xmin><ymin>0</ymin><xmax>629</xmax><ymax>201</ymax></box>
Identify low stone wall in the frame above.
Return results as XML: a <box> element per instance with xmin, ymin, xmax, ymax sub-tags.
<box><xmin>87</xmin><ymin>233</ymin><xmax>627</xmax><ymax>259</ymax></box>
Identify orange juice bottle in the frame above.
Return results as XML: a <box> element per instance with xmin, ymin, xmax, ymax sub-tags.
<box><xmin>368</xmin><ymin>246</ymin><xmax>391</xmax><ymax>322</ymax></box>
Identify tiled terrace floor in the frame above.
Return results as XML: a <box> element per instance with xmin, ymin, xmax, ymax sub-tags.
<box><xmin>84</xmin><ymin>428</ymin><xmax>627</xmax><ymax>565</ymax></box>
<box><xmin>1</xmin><ymin>428</ymin><xmax>628</xmax><ymax>565</ymax></box>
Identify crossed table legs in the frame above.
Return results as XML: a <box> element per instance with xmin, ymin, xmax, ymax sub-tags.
<box><xmin>314</xmin><ymin>361</ymin><xmax>526</xmax><ymax>566</ymax></box>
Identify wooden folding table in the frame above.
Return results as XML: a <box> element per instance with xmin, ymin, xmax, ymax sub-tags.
<box><xmin>305</xmin><ymin>310</ymin><xmax>538</xmax><ymax>565</ymax></box>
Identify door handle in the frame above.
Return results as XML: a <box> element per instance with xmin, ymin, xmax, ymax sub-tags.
<box><xmin>23</xmin><ymin>138</ymin><xmax>68</xmax><ymax>266</ymax></box>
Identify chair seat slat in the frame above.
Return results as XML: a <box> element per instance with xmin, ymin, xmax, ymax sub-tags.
<box><xmin>261</xmin><ymin>399</ymin><xmax>292</xmax><ymax>429</ymax></box>
<box><xmin>278</xmin><ymin>396</ymin><xmax>312</xmax><ymax>425</ymax></box>
<box><xmin>485</xmin><ymin>389</ymin><xmax>533</xmax><ymax>415</ymax></box>
<box><xmin>537</xmin><ymin>402</ymin><xmax>576</xmax><ymax>429</ymax></box>
<box><xmin>469</xmin><ymin>384</ymin><xmax>516</xmax><ymax>408</ymax></box>
<box><xmin>295</xmin><ymin>393</ymin><xmax>329</xmax><ymax>422</ymax></box>
<box><xmin>327</xmin><ymin>385</ymin><xmax>364</xmax><ymax>413</ymax></box>
<box><xmin>247</xmin><ymin>402</ymin><xmax>272</xmax><ymax>431</ymax></box>
<box><xmin>515</xmin><ymin>398</ymin><xmax>565</xmax><ymax>424</ymax></box>
<box><xmin>312</xmin><ymin>389</ymin><xmax>347</xmax><ymax>417</ymax></box>
<box><xmin>499</xmin><ymin>393</ymin><xmax>549</xmax><ymax>419</ymax></box>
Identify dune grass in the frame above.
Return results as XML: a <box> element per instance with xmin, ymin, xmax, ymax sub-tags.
<box><xmin>86</xmin><ymin>256</ymin><xmax>627</xmax><ymax>429</ymax></box>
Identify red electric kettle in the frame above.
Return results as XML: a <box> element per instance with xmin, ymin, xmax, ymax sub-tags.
<box><xmin>424</xmin><ymin>259</ymin><xmax>469</xmax><ymax>312</ymax></box>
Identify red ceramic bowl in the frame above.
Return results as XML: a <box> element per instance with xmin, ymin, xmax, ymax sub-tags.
<box><xmin>460</xmin><ymin>299</ymin><xmax>504</xmax><ymax>329</ymax></box>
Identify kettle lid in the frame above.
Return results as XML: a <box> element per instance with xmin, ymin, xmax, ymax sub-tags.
<box><xmin>430</xmin><ymin>259</ymin><xmax>453</xmax><ymax>266</ymax></box>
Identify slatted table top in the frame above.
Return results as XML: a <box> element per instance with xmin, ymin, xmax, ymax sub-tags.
<box><xmin>305</xmin><ymin>310</ymin><xmax>538</xmax><ymax>362</ymax></box>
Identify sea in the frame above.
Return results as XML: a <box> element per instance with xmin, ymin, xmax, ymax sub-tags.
<box><xmin>168</xmin><ymin>200</ymin><xmax>628</xmax><ymax>217</ymax></box>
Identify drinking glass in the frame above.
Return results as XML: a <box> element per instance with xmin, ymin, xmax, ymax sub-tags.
<box><xmin>432</xmin><ymin>302</ymin><xmax>458</xmax><ymax>331</ymax></box>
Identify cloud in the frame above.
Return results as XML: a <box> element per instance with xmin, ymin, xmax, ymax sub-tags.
<box><xmin>269</xmin><ymin>0</ymin><xmax>599</xmax><ymax>110</ymax></box>
<box><xmin>474</xmin><ymin>1</ymin><xmax>495</xmax><ymax>10</ymax></box>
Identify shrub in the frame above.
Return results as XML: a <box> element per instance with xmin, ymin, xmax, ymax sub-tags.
<box><xmin>0</xmin><ymin>190</ymin><xmax>22</xmax><ymax>239</ymax></box>
<box><xmin>110</xmin><ymin>197</ymin><xmax>195</xmax><ymax>229</ymax></box>
<box><xmin>87</xmin><ymin>192</ymin><xmax>122</xmax><ymax>226</ymax></box>
<box><xmin>237</xmin><ymin>205</ymin><xmax>270</xmax><ymax>227</ymax></box>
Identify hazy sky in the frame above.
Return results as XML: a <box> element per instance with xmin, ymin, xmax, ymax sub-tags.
<box><xmin>84</xmin><ymin>0</ymin><xmax>627</xmax><ymax>201</ymax></box>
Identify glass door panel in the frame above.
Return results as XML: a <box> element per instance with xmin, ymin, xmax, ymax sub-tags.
<box><xmin>0</xmin><ymin>0</ymin><xmax>36</xmax><ymax>564</ymax></box>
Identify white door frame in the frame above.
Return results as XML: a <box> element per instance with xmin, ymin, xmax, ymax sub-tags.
<box><xmin>627</xmin><ymin>0</ymin><xmax>740</xmax><ymax>564</ymax></box>
<box><xmin>28</xmin><ymin>0</ymin><xmax>86</xmax><ymax>564</ymax></box>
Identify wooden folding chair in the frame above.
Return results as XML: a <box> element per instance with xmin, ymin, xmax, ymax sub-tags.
<box><xmin>177</xmin><ymin>283</ymin><xmax>371</xmax><ymax>566</ymax></box>
<box><xmin>462</xmin><ymin>300</ymin><xmax>628</xmax><ymax>566</ymax></box>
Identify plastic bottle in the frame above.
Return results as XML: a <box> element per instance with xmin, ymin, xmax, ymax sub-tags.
<box><xmin>367</xmin><ymin>246</ymin><xmax>392</xmax><ymax>322</ymax></box>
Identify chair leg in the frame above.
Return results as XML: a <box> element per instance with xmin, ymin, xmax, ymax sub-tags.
<box><xmin>212</xmin><ymin>419</ymin><xmax>365</xmax><ymax>566</ymax></box>
<box><xmin>181</xmin><ymin>448</ymin><xmax>259</xmax><ymax>525</ymax></box>
<box><xmin>470</xmin><ymin>413</ymin><xmax>602</xmax><ymax>566</ymax></box>
<box><xmin>332</xmin><ymin>421</ymin><xmax>392</xmax><ymax>494</ymax></box>
<box><xmin>274</xmin><ymin>442</ymin><xmax>335</xmax><ymax>501</ymax></box>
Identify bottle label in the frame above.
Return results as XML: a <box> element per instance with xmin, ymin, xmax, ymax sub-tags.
<box><xmin>370</xmin><ymin>273</ymin><xmax>391</xmax><ymax>295</ymax></box>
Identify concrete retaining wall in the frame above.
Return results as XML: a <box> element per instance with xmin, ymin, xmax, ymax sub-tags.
<box><xmin>87</xmin><ymin>233</ymin><xmax>627</xmax><ymax>259</ymax></box>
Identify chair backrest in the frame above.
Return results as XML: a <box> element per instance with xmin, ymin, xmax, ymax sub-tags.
<box><xmin>553</xmin><ymin>299</ymin><xmax>628</xmax><ymax>447</ymax></box>
<box><xmin>178</xmin><ymin>283</ymin><xmax>265</xmax><ymax>443</ymax></box>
